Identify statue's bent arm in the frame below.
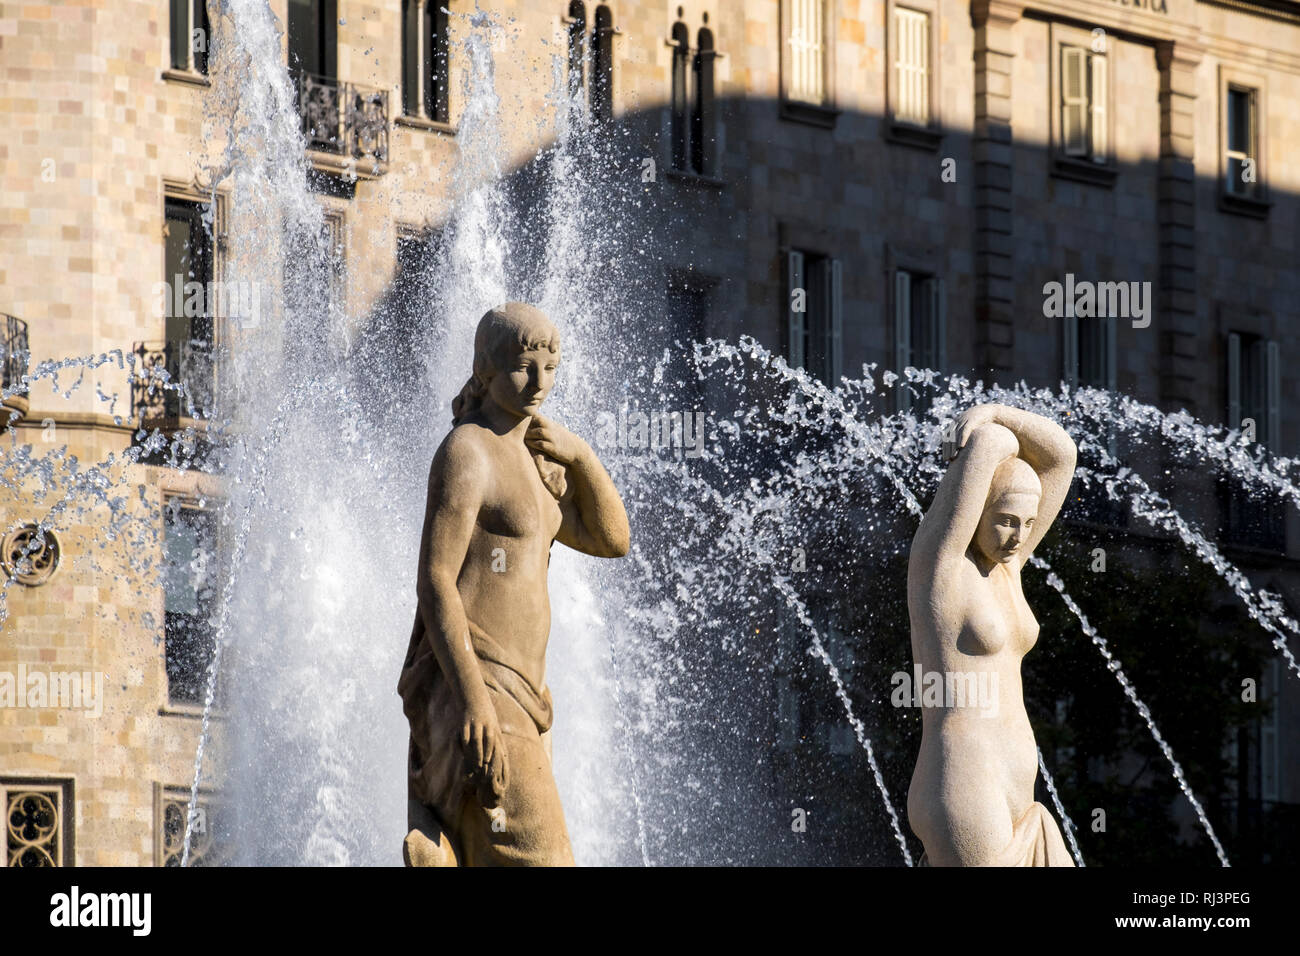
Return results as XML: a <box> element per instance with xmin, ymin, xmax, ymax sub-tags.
<box><xmin>912</xmin><ymin>422</ymin><xmax>1020</xmax><ymax>576</ymax></box>
<box><xmin>555</xmin><ymin>445</ymin><xmax>631</xmax><ymax>559</ymax></box>
<box><xmin>984</xmin><ymin>409</ymin><xmax>1076</xmax><ymax>565</ymax></box>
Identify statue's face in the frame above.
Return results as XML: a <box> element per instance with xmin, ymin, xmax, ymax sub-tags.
<box><xmin>486</xmin><ymin>345</ymin><xmax>560</xmax><ymax>419</ymax></box>
<box><xmin>974</xmin><ymin>492</ymin><xmax>1039</xmax><ymax>565</ymax></box>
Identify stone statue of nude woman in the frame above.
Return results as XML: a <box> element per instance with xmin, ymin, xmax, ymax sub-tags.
<box><xmin>398</xmin><ymin>303</ymin><xmax>629</xmax><ymax>866</ymax></box>
<box><xmin>906</xmin><ymin>404</ymin><xmax>1077</xmax><ymax>866</ymax></box>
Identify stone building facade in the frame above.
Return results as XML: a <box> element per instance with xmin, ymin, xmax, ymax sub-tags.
<box><xmin>0</xmin><ymin>0</ymin><xmax>1295</xmax><ymax>864</ymax></box>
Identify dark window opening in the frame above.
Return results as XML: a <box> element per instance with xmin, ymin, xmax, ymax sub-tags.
<box><xmin>163</xmin><ymin>504</ymin><xmax>219</xmax><ymax>707</ymax></box>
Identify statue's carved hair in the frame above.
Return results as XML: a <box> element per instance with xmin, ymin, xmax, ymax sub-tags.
<box><xmin>452</xmin><ymin>303</ymin><xmax>567</xmax><ymax>499</ymax></box>
<box><xmin>985</xmin><ymin>456</ymin><xmax>1042</xmax><ymax>510</ymax></box>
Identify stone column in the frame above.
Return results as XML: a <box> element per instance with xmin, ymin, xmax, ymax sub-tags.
<box><xmin>970</xmin><ymin>0</ymin><xmax>1023</xmax><ymax>379</ymax></box>
<box><xmin>1155</xmin><ymin>40</ymin><xmax>1203</xmax><ymax>413</ymax></box>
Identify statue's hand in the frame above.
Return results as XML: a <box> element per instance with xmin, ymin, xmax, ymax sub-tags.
<box><xmin>461</xmin><ymin>699</ymin><xmax>509</xmax><ymax>807</ymax></box>
<box><xmin>525</xmin><ymin>414</ymin><xmax>588</xmax><ymax>466</ymax></box>
<box><xmin>950</xmin><ymin>405</ymin><xmax>1001</xmax><ymax>459</ymax></box>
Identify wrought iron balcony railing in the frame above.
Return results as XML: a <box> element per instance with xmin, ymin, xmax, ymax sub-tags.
<box><xmin>3</xmin><ymin>314</ymin><xmax>29</xmax><ymax>392</ymax></box>
<box><xmin>296</xmin><ymin>71</ymin><xmax>389</xmax><ymax>166</ymax></box>
<box><xmin>131</xmin><ymin>340</ymin><xmax>214</xmax><ymax>424</ymax></box>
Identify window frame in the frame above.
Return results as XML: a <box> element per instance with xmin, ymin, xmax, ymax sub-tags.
<box><xmin>780</xmin><ymin>0</ymin><xmax>838</xmax><ymax>128</ymax></box>
<box><xmin>165</xmin><ymin>0</ymin><xmax>212</xmax><ymax>85</ymax></box>
<box><xmin>885</xmin><ymin>0</ymin><xmax>942</xmax><ymax>150</ymax></box>
<box><xmin>1</xmin><ymin>777</ymin><xmax>75</xmax><ymax>867</ymax></box>
<box><xmin>892</xmin><ymin>267</ymin><xmax>946</xmax><ymax>413</ymax></box>
<box><xmin>1222</xmin><ymin>328</ymin><xmax>1284</xmax><ymax>551</ymax></box>
<box><xmin>784</xmin><ymin>247</ymin><xmax>843</xmax><ymax>387</ymax></box>
<box><xmin>1047</xmin><ymin>22</ymin><xmax>1117</xmax><ymax>187</ymax></box>
<box><xmin>1217</xmin><ymin>64</ymin><xmax>1270</xmax><ymax>218</ymax></box>
<box><xmin>154</xmin><ymin>782</ymin><xmax>227</xmax><ymax>866</ymax></box>
<box><xmin>159</xmin><ymin>181</ymin><xmax>227</xmax><ymax>422</ymax></box>
<box><xmin>160</xmin><ymin>494</ymin><xmax>222</xmax><ymax>712</ymax></box>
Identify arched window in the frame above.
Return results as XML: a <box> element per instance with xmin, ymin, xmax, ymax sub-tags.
<box><xmin>692</xmin><ymin>27</ymin><xmax>715</xmax><ymax>175</ymax></box>
<box><xmin>402</xmin><ymin>1</ymin><xmax>450</xmax><ymax>122</ymax></box>
<box><xmin>590</xmin><ymin>5</ymin><xmax>614</xmax><ymax>122</ymax></box>
<box><xmin>670</xmin><ymin>21</ymin><xmax>690</xmax><ymax>170</ymax></box>
<box><xmin>567</xmin><ymin>1</ymin><xmax>587</xmax><ymax>100</ymax></box>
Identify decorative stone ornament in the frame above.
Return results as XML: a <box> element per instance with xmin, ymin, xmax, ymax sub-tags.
<box><xmin>2</xmin><ymin>523</ymin><xmax>60</xmax><ymax>586</ymax></box>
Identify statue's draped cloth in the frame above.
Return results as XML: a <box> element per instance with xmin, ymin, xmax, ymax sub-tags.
<box><xmin>918</xmin><ymin>802</ymin><xmax>1075</xmax><ymax>867</ymax></box>
<box><xmin>398</xmin><ymin>616</ymin><xmax>574</xmax><ymax>866</ymax></box>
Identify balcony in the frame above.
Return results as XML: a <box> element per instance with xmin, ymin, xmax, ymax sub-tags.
<box><xmin>131</xmin><ymin>340</ymin><xmax>214</xmax><ymax>431</ymax></box>
<box><xmin>296</xmin><ymin>71</ymin><xmax>389</xmax><ymax>179</ymax></box>
<box><xmin>2</xmin><ymin>314</ymin><xmax>30</xmax><ymax>426</ymax></box>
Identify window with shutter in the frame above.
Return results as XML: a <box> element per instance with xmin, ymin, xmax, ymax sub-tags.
<box><xmin>895</xmin><ymin>9</ymin><xmax>929</xmax><ymax>126</ymax></box>
<box><xmin>1089</xmin><ymin>53</ymin><xmax>1107</xmax><ymax>162</ymax></box>
<box><xmin>1223</xmin><ymin>331</ymin><xmax>1284</xmax><ymax>549</ymax></box>
<box><xmin>1062</xmin><ymin>47</ymin><xmax>1088</xmax><ymax>157</ymax></box>
<box><xmin>789</xmin><ymin>0</ymin><xmax>826</xmax><ymax>105</ymax></box>
<box><xmin>828</xmin><ymin>259</ymin><xmax>843</xmax><ymax>384</ymax></box>
<box><xmin>1226</xmin><ymin>87</ymin><xmax>1258</xmax><ymax>197</ymax></box>
<box><xmin>894</xmin><ymin>271</ymin><xmax>945</xmax><ymax>412</ymax></box>
<box><xmin>170</xmin><ymin>0</ymin><xmax>211</xmax><ymax>75</ymax></box>
<box><xmin>787</xmin><ymin>250</ymin><xmax>807</xmax><ymax>371</ymax></box>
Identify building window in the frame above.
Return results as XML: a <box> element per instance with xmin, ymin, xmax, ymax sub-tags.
<box><xmin>1260</xmin><ymin>659</ymin><xmax>1281</xmax><ymax>804</ymax></box>
<box><xmin>692</xmin><ymin>28</ymin><xmax>716</xmax><ymax>174</ymax></box>
<box><xmin>153</xmin><ymin>197</ymin><xmax>215</xmax><ymax>420</ymax></box>
<box><xmin>402</xmin><ymin>1</ymin><xmax>450</xmax><ymax>124</ymax></box>
<box><xmin>1063</xmin><ymin>316</ymin><xmax>1116</xmax><ymax>392</ymax></box>
<box><xmin>670</xmin><ymin>19</ymin><xmax>718</xmax><ymax>176</ymax></box>
<box><xmin>566</xmin><ymin>2</ymin><xmax>587</xmax><ymax>98</ymax></box>
<box><xmin>564</xmin><ymin>3</ymin><xmax>615</xmax><ymax>121</ymax></box>
<box><xmin>781</xmin><ymin>0</ymin><xmax>834</xmax><ymax>125</ymax></box>
<box><xmin>156</xmin><ymin>785</ymin><xmax>227</xmax><ymax>866</ymax></box>
<box><xmin>666</xmin><ymin>277</ymin><xmax>710</xmax><ymax>345</ymax></box>
<box><xmin>893</xmin><ymin>269</ymin><xmax>944</xmax><ymax>412</ymax></box>
<box><xmin>886</xmin><ymin>0</ymin><xmax>941</xmax><ymax>147</ymax></box>
<box><xmin>1061</xmin><ymin>46</ymin><xmax>1106</xmax><ymax>162</ymax></box>
<box><xmin>671</xmin><ymin>21</ymin><xmax>690</xmax><ymax>168</ymax></box>
<box><xmin>787</xmin><ymin>0</ymin><xmax>826</xmax><ymax>105</ymax></box>
<box><xmin>786</xmin><ymin>249</ymin><xmax>843</xmax><ymax>386</ymax></box>
<box><xmin>590</xmin><ymin>5</ymin><xmax>615</xmax><ymax>122</ymax></box>
<box><xmin>170</xmin><ymin>0</ymin><xmax>211</xmax><ymax>75</ymax></box>
<box><xmin>285</xmin><ymin>208</ymin><xmax>346</xmax><ymax>323</ymax></box>
<box><xmin>667</xmin><ymin>275</ymin><xmax>712</xmax><ymax>403</ymax></box>
<box><xmin>1049</xmin><ymin>26</ymin><xmax>1115</xmax><ymax>185</ymax></box>
<box><xmin>288</xmin><ymin>0</ymin><xmax>337</xmax><ymax>80</ymax></box>
<box><xmin>1225</xmin><ymin>86</ymin><xmax>1259</xmax><ymax>199</ymax></box>
<box><xmin>1217</xmin><ymin>66</ymin><xmax>1268</xmax><ymax>216</ymax></box>
<box><xmin>894</xmin><ymin>9</ymin><xmax>929</xmax><ymax>126</ymax></box>
<box><xmin>1223</xmin><ymin>331</ymin><xmax>1283</xmax><ymax>549</ymax></box>
<box><xmin>1064</xmin><ymin>316</ymin><xmax>1125</xmax><ymax>522</ymax></box>
<box><xmin>2</xmin><ymin>779</ymin><xmax>73</xmax><ymax>867</ymax></box>
<box><xmin>163</xmin><ymin>500</ymin><xmax>218</xmax><ymax>707</ymax></box>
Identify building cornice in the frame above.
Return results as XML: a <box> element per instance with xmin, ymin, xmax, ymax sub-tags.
<box><xmin>1199</xmin><ymin>0</ymin><xmax>1300</xmax><ymax>25</ymax></box>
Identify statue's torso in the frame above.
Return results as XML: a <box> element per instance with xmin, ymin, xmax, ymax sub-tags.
<box><xmin>906</xmin><ymin>555</ymin><xmax>1042</xmax><ymax>863</ymax></box>
<box><xmin>453</xmin><ymin>426</ymin><xmax>563</xmax><ymax>691</ymax></box>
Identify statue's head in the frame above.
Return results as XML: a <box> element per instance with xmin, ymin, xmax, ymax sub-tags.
<box><xmin>973</xmin><ymin>457</ymin><xmax>1041</xmax><ymax>566</ymax></box>
<box><xmin>453</xmin><ymin>303</ymin><xmax>561</xmax><ymax>425</ymax></box>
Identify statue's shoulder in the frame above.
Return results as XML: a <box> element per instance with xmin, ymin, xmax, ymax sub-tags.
<box><xmin>432</xmin><ymin>422</ymin><xmax>493</xmax><ymax>481</ymax></box>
